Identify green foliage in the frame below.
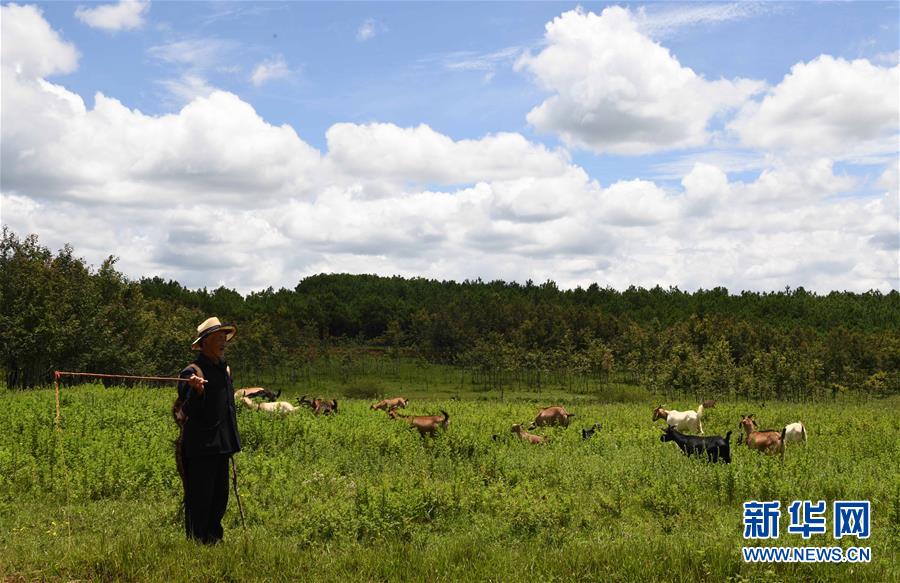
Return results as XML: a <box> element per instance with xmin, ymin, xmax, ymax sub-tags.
<box><xmin>3</xmin><ymin>229</ymin><xmax>900</xmax><ymax>402</ymax></box>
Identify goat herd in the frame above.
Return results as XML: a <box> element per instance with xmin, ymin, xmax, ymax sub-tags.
<box><xmin>235</xmin><ymin>389</ymin><xmax>808</xmax><ymax>464</ymax></box>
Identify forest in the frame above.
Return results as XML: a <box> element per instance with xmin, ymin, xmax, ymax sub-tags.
<box><xmin>2</xmin><ymin>227</ymin><xmax>898</xmax><ymax>400</ymax></box>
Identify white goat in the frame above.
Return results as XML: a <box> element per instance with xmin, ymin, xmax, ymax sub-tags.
<box><xmin>240</xmin><ymin>396</ymin><xmax>296</xmax><ymax>413</ymax></box>
<box><xmin>653</xmin><ymin>403</ymin><xmax>705</xmax><ymax>434</ymax></box>
<box><xmin>782</xmin><ymin>421</ymin><xmax>807</xmax><ymax>445</ymax></box>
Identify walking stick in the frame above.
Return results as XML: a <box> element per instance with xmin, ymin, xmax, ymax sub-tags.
<box><xmin>231</xmin><ymin>456</ymin><xmax>247</xmax><ymax>529</ymax></box>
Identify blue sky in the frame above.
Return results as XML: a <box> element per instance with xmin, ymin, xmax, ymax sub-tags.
<box><xmin>2</xmin><ymin>1</ymin><xmax>898</xmax><ymax>293</ymax></box>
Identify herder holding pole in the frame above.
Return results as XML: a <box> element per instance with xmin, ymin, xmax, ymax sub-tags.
<box><xmin>174</xmin><ymin>317</ymin><xmax>242</xmax><ymax>544</ymax></box>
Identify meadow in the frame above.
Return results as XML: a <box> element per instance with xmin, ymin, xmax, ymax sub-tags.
<box><xmin>0</xmin><ymin>383</ymin><xmax>897</xmax><ymax>582</ymax></box>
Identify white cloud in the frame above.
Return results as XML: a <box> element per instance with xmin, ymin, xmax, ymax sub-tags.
<box><xmin>75</xmin><ymin>0</ymin><xmax>149</xmax><ymax>32</ymax></box>
<box><xmin>250</xmin><ymin>55</ymin><xmax>291</xmax><ymax>87</ymax></box>
<box><xmin>874</xmin><ymin>50</ymin><xmax>900</xmax><ymax>66</ymax></box>
<box><xmin>357</xmin><ymin>18</ymin><xmax>376</xmax><ymax>42</ymax></box>
<box><xmin>441</xmin><ymin>47</ymin><xmax>522</xmax><ymax>72</ymax></box>
<box><xmin>158</xmin><ymin>74</ymin><xmax>216</xmax><ymax>104</ymax></box>
<box><xmin>324</xmin><ymin>122</ymin><xmax>572</xmax><ymax>188</ymax></box>
<box><xmin>635</xmin><ymin>2</ymin><xmax>775</xmax><ymax>39</ymax></box>
<box><xmin>147</xmin><ymin>39</ymin><xmax>237</xmax><ymax>68</ymax></box>
<box><xmin>515</xmin><ymin>7</ymin><xmax>764</xmax><ymax>155</ymax></box>
<box><xmin>731</xmin><ymin>56</ymin><xmax>899</xmax><ymax>161</ymax></box>
<box><xmin>2</xmin><ymin>6</ymin><xmax>897</xmax><ymax>294</ymax></box>
<box><xmin>1</xmin><ymin>4</ymin><xmax>79</xmax><ymax>79</ymax></box>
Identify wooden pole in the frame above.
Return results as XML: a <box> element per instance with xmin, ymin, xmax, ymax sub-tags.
<box><xmin>54</xmin><ymin>371</ymin><xmax>61</xmax><ymax>427</ymax></box>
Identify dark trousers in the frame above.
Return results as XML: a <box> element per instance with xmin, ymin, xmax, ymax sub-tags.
<box><xmin>184</xmin><ymin>454</ymin><xmax>230</xmax><ymax>544</ymax></box>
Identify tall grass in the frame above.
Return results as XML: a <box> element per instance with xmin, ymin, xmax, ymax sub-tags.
<box><xmin>0</xmin><ymin>385</ymin><xmax>897</xmax><ymax>581</ymax></box>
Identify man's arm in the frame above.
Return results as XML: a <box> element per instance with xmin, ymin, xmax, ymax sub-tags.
<box><xmin>178</xmin><ymin>366</ymin><xmax>208</xmax><ymax>418</ymax></box>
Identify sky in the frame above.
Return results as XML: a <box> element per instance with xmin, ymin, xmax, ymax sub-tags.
<box><xmin>1</xmin><ymin>1</ymin><xmax>898</xmax><ymax>294</ymax></box>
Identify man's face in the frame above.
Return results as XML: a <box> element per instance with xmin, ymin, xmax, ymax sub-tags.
<box><xmin>201</xmin><ymin>330</ymin><xmax>228</xmax><ymax>360</ymax></box>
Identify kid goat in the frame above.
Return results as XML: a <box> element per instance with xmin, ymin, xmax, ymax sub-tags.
<box><xmin>240</xmin><ymin>396</ymin><xmax>297</xmax><ymax>413</ymax></box>
<box><xmin>530</xmin><ymin>406</ymin><xmax>576</xmax><ymax>428</ymax></box>
<box><xmin>781</xmin><ymin>421</ymin><xmax>808</xmax><ymax>445</ymax></box>
<box><xmin>388</xmin><ymin>409</ymin><xmax>449</xmax><ymax>437</ymax></box>
<box><xmin>370</xmin><ymin>397</ymin><xmax>408</xmax><ymax>411</ymax></box>
<box><xmin>511</xmin><ymin>424</ymin><xmax>546</xmax><ymax>444</ymax></box>
<box><xmin>737</xmin><ymin>415</ymin><xmax>784</xmax><ymax>456</ymax></box>
<box><xmin>659</xmin><ymin>426</ymin><xmax>732</xmax><ymax>463</ymax></box>
<box><xmin>298</xmin><ymin>395</ymin><xmax>338</xmax><ymax>416</ymax></box>
<box><xmin>581</xmin><ymin>423</ymin><xmax>602</xmax><ymax>440</ymax></box>
<box><xmin>652</xmin><ymin>403</ymin><xmax>705</xmax><ymax>434</ymax></box>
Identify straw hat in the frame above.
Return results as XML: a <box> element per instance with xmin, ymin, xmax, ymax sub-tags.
<box><xmin>191</xmin><ymin>317</ymin><xmax>237</xmax><ymax>350</ymax></box>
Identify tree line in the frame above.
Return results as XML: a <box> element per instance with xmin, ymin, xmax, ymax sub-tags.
<box><xmin>2</xmin><ymin>228</ymin><xmax>898</xmax><ymax>399</ymax></box>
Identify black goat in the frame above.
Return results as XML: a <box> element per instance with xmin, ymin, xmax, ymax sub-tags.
<box><xmin>659</xmin><ymin>426</ymin><xmax>732</xmax><ymax>463</ymax></box>
<box><xmin>581</xmin><ymin>423</ymin><xmax>602</xmax><ymax>440</ymax></box>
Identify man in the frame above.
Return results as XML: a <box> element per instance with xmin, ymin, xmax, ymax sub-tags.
<box><xmin>176</xmin><ymin>317</ymin><xmax>241</xmax><ymax>544</ymax></box>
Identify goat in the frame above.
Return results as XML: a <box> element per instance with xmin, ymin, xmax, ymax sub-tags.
<box><xmin>388</xmin><ymin>409</ymin><xmax>449</xmax><ymax>437</ymax></box>
<box><xmin>581</xmin><ymin>423</ymin><xmax>602</xmax><ymax>440</ymax></box>
<box><xmin>234</xmin><ymin>387</ymin><xmax>281</xmax><ymax>401</ymax></box>
<box><xmin>738</xmin><ymin>415</ymin><xmax>784</xmax><ymax>456</ymax></box>
<box><xmin>652</xmin><ymin>403</ymin><xmax>705</xmax><ymax>434</ymax></box>
<box><xmin>659</xmin><ymin>426</ymin><xmax>732</xmax><ymax>463</ymax></box>
<box><xmin>782</xmin><ymin>421</ymin><xmax>808</xmax><ymax>445</ymax></box>
<box><xmin>530</xmin><ymin>406</ymin><xmax>576</xmax><ymax>429</ymax></box>
<box><xmin>370</xmin><ymin>397</ymin><xmax>408</xmax><ymax>411</ymax></box>
<box><xmin>297</xmin><ymin>395</ymin><xmax>338</xmax><ymax>416</ymax></box>
<box><xmin>511</xmin><ymin>424</ymin><xmax>546</xmax><ymax>444</ymax></box>
<box><xmin>702</xmin><ymin>399</ymin><xmax>717</xmax><ymax>409</ymax></box>
<box><xmin>240</xmin><ymin>396</ymin><xmax>296</xmax><ymax>413</ymax></box>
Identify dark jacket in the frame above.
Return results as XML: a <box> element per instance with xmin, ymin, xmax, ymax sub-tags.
<box><xmin>177</xmin><ymin>353</ymin><xmax>241</xmax><ymax>458</ymax></box>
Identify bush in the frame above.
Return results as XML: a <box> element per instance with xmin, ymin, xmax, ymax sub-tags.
<box><xmin>341</xmin><ymin>379</ymin><xmax>387</xmax><ymax>399</ymax></box>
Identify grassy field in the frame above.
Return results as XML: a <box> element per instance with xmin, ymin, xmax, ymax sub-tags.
<box><xmin>0</xmin><ymin>383</ymin><xmax>897</xmax><ymax>582</ymax></box>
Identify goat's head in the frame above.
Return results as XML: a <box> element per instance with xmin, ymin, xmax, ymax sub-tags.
<box><xmin>659</xmin><ymin>426</ymin><xmax>674</xmax><ymax>443</ymax></box>
<box><xmin>511</xmin><ymin>424</ymin><xmax>524</xmax><ymax>435</ymax></box>
<box><xmin>652</xmin><ymin>406</ymin><xmax>668</xmax><ymax>421</ymax></box>
<box><xmin>738</xmin><ymin>415</ymin><xmax>756</xmax><ymax>432</ymax></box>
<box><xmin>581</xmin><ymin>423</ymin><xmax>601</xmax><ymax>440</ymax></box>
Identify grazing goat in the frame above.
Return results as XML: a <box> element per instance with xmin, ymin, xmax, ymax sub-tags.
<box><xmin>388</xmin><ymin>409</ymin><xmax>449</xmax><ymax>437</ymax></box>
<box><xmin>511</xmin><ymin>424</ymin><xmax>546</xmax><ymax>445</ymax></box>
<box><xmin>782</xmin><ymin>421</ymin><xmax>808</xmax><ymax>445</ymax></box>
<box><xmin>702</xmin><ymin>399</ymin><xmax>717</xmax><ymax>409</ymax></box>
<box><xmin>659</xmin><ymin>426</ymin><xmax>732</xmax><ymax>463</ymax></box>
<box><xmin>234</xmin><ymin>387</ymin><xmax>281</xmax><ymax>401</ymax></box>
<box><xmin>738</xmin><ymin>415</ymin><xmax>784</xmax><ymax>456</ymax></box>
<box><xmin>530</xmin><ymin>406</ymin><xmax>576</xmax><ymax>428</ymax></box>
<box><xmin>298</xmin><ymin>395</ymin><xmax>338</xmax><ymax>416</ymax></box>
<box><xmin>371</xmin><ymin>397</ymin><xmax>408</xmax><ymax>411</ymax></box>
<box><xmin>652</xmin><ymin>403</ymin><xmax>705</xmax><ymax>434</ymax></box>
<box><xmin>240</xmin><ymin>396</ymin><xmax>296</xmax><ymax>413</ymax></box>
<box><xmin>581</xmin><ymin>423</ymin><xmax>602</xmax><ymax>440</ymax></box>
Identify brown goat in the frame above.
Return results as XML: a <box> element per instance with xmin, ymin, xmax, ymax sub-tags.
<box><xmin>370</xmin><ymin>397</ymin><xmax>409</xmax><ymax>411</ymax></box>
<box><xmin>511</xmin><ymin>424</ymin><xmax>546</xmax><ymax>444</ymax></box>
<box><xmin>738</xmin><ymin>415</ymin><xmax>784</xmax><ymax>456</ymax></box>
<box><xmin>530</xmin><ymin>406</ymin><xmax>576</xmax><ymax>428</ymax></box>
<box><xmin>388</xmin><ymin>409</ymin><xmax>449</xmax><ymax>437</ymax></box>
<box><xmin>702</xmin><ymin>399</ymin><xmax>717</xmax><ymax>409</ymax></box>
<box><xmin>298</xmin><ymin>395</ymin><xmax>338</xmax><ymax>416</ymax></box>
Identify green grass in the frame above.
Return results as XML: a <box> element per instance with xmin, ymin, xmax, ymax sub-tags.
<box><xmin>0</xmin><ymin>385</ymin><xmax>897</xmax><ymax>582</ymax></box>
